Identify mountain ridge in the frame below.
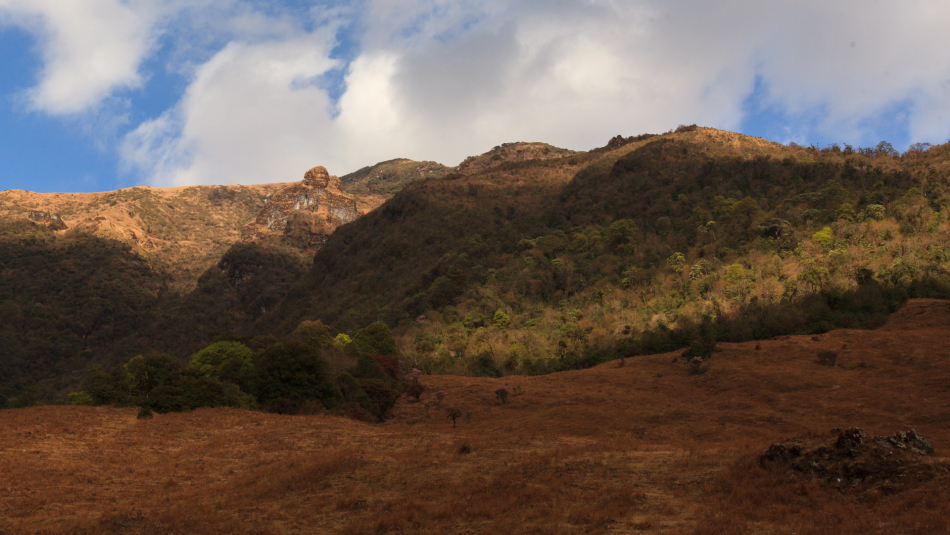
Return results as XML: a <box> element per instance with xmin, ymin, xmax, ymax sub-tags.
<box><xmin>2</xmin><ymin>127</ymin><xmax>949</xmax><ymax>400</ymax></box>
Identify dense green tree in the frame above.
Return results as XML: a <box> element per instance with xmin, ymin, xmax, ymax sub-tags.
<box><xmin>352</xmin><ymin>321</ymin><xmax>398</xmax><ymax>357</ymax></box>
<box><xmin>253</xmin><ymin>341</ymin><xmax>340</xmax><ymax>414</ymax></box>
<box><xmin>289</xmin><ymin>320</ymin><xmax>335</xmax><ymax>350</ymax></box>
<box><xmin>87</xmin><ymin>365</ymin><xmax>133</xmax><ymax>405</ymax></box>
<box><xmin>189</xmin><ymin>341</ymin><xmax>255</xmax><ymax>393</ymax></box>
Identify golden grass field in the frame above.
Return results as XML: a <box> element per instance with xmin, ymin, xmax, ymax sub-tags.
<box><xmin>4</xmin><ymin>299</ymin><xmax>950</xmax><ymax>534</ymax></box>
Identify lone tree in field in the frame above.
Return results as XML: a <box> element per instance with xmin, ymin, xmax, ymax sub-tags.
<box><xmin>446</xmin><ymin>407</ymin><xmax>463</xmax><ymax>427</ymax></box>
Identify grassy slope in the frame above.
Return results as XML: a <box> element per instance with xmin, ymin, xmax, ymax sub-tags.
<box><xmin>3</xmin><ymin>298</ymin><xmax>949</xmax><ymax>534</ymax></box>
<box><xmin>0</xmin><ymin>183</ymin><xmax>289</xmax><ymax>291</ymax></box>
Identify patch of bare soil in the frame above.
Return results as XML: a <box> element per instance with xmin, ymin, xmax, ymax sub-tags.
<box><xmin>2</xmin><ymin>299</ymin><xmax>950</xmax><ymax>534</ymax></box>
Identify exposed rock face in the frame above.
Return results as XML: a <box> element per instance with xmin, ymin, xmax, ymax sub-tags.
<box><xmin>28</xmin><ymin>210</ymin><xmax>68</xmax><ymax>230</ymax></box>
<box><xmin>241</xmin><ymin>166</ymin><xmax>361</xmax><ymax>250</ymax></box>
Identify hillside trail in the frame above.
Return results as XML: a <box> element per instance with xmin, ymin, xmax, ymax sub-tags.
<box><xmin>2</xmin><ymin>298</ymin><xmax>949</xmax><ymax>534</ymax></box>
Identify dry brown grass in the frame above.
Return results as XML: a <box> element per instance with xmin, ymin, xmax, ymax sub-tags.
<box><xmin>3</xmin><ymin>299</ymin><xmax>950</xmax><ymax>534</ymax></box>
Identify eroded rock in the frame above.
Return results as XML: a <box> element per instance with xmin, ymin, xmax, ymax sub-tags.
<box><xmin>241</xmin><ymin>166</ymin><xmax>361</xmax><ymax>250</ymax></box>
<box><xmin>28</xmin><ymin>210</ymin><xmax>67</xmax><ymax>230</ymax></box>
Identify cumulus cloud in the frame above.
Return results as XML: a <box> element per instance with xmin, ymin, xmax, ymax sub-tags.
<box><xmin>0</xmin><ymin>0</ymin><xmax>166</xmax><ymax>114</ymax></box>
<box><xmin>121</xmin><ymin>30</ymin><xmax>341</xmax><ymax>187</ymax></box>
<box><xmin>5</xmin><ymin>0</ymin><xmax>950</xmax><ymax>186</ymax></box>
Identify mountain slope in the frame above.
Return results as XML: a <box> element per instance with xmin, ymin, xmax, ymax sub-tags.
<box><xmin>340</xmin><ymin>158</ymin><xmax>453</xmax><ymax>197</ymax></box>
<box><xmin>3</xmin><ymin>127</ymin><xmax>950</xmax><ymax>400</ymax></box>
<box><xmin>0</xmin><ymin>183</ymin><xmax>289</xmax><ymax>291</ymax></box>
<box><xmin>263</xmin><ymin>127</ymin><xmax>950</xmax><ymax>375</ymax></box>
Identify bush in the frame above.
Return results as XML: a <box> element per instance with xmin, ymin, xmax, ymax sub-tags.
<box><xmin>407</xmin><ymin>382</ymin><xmax>425</xmax><ymax>401</ymax></box>
<box><xmin>10</xmin><ymin>384</ymin><xmax>42</xmax><ymax>408</ymax></box>
<box><xmin>372</xmin><ymin>354</ymin><xmax>405</xmax><ymax>384</ymax></box>
<box><xmin>290</xmin><ymin>320</ymin><xmax>335</xmax><ymax>350</ymax></box>
<box><xmin>335</xmin><ymin>372</ymin><xmax>374</xmax><ymax>416</ymax></box>
<box><xmin>330</xmin><ymin>401</ymin><xmax>373</xmax><ymax>422</ymax></box>
<box><xmin>360</xmin><ymin>378</ymin><xmax>400</xmax><ymax>420</ymax></box>
<box><xmin>352</xmin><ymin>321</ymin><xmax>397</xmax><ymax>357</ymax></box>
<box><xmin>66</xmin><ymin>391</ymin><xmax>94</xmax><ymax>406</ymax></box>
<box><xmin>137</xmin><ymin>406</ymin><xmax>154</xmax><ymax>419</ymax></box>
<box><xmin>87</xmin><ymin>365</ymin><xmax>133</xmax><ymax>405</ymax></box>
<box><xmin>188</xmin><ymin>341</ymin><xmax>255</xmax><ymax>393</ymax></box>
<box><xmin>687</xmin><ymin>356</ymin><xmax>708</xmax><ymax>375</ymax></box>
<box><xmin>495</xmin><ymin>386</ymin><xmax>510</xmax><ymax>404</ymax></box>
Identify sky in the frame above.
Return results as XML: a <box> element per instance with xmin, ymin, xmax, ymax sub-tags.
<box><xmin>1</xmin><ymin>1</ymin><xmax>949</xmax><ymax>193</ymax></box>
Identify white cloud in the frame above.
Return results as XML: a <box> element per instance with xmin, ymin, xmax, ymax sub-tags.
<box><xmin>0</xmin><ymin>0</ymin><xmax>167</xmax><ymax>114</ymax></box>
<box><xmin>7</xmin><ymin>0</ymin><xmax>950</xmax><ymax>186</ymax></box>
<box><xmin>122</xmin><ymin>30</ymin><xmax>341</xmax><ymax>187</ymax></box>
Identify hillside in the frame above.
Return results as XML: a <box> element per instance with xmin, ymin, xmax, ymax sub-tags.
<box><xmin>456</xmin><ymin>141</ymin><xmax>578</xmax><ymax>175</ymax></box>
<box><xmin>0</xmin><ymin>182</ymin><xmax>290</xmax><ymax>290</ymax></box>
<box><xmin>3</xmin><ymin>126</ymin><xmax>950</xmax><ymax>402</ymax></box>
<box><xmin>3</xmin><ymin>298</ymin><xmax>949</xmax><ymax>534</ymax></box>
<box><xmin>340</xmin><ymin>158</ymin><xmax>453</xmax><ymax>197</ymax></box>
<box><xmin>267</xmin><ymin>127</ymin><xmax>950</xmax><ymax>379</ymax></box>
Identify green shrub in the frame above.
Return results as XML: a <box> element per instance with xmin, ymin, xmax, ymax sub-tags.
<box><xmin>254</xmin><ymin>341</ymin><xmax>341</xmax><ymax>414</ymax></box>
<box><xmin>352</xmin><ymin>321</ymin><xmax>397</xmax><ymax>357</ymax></box>
<box><xmin>66</xmin><ymin>391</ymin><xmax>94</xmax><ymax>406</ymax></box>
<box><xmin>188</xmin><ymin>341</ymin><xmax>255</xmax><ymax>393</ymax></box>
<box><xmin>10</xmin><ymin>384</ymin><xmax>42</xmax><ymax>408</ymax></box>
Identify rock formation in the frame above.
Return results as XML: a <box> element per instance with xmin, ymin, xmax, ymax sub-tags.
<box><xmin>759</xmin><ymin>427</ymin><xmax>941</xmax><ymax>494</ymax></box>
<box><xmin>241</xmin><ymin>166</ymin><xmax>361</xmax><ymax>250</ymax></box>
<box><xmin>28</xmin><ymin>210</ymin><xmax>68</xmax><ymax>230</ymax></box>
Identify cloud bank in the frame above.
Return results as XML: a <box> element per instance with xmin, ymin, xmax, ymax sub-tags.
<box><xmin>2</xmin><ymin>0</ymin><xmax>949</xmax><ymax>187</ymax></box>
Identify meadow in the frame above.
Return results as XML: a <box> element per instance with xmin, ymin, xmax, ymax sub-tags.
<box><xmin>3</xmin><ymin>299</ymin><xmax>948</xmax><ymax>534</ymax></box>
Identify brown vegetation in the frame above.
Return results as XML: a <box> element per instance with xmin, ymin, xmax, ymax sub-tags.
<box><xmin>0</xmin><ymin>183</ymin><xmax>289</xmax><ymax>290</ymax></box>
<box><xmin>3</xmin><ymin>299</ymin><xmax>949</xmax><ymax>534</ymax></box>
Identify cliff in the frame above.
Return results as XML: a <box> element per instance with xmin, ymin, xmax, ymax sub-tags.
<box><xmin>241</xmin><ymin>166</ymin><xmax>373</xmax><ymax>251</ymax></box>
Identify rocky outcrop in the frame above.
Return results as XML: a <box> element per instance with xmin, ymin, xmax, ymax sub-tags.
<box><xmin>28</xmin><ymin>210</ymin><xmax>68</xmax><ymax>230</ymax></box>
<box><xmin>241</xmin><ymin>166</ymin><xmax>361</xmax><ymax>250</ymax></box>
<box><xmin>759</xmin><ymin>427</ymin><xmax>942</xmax><ymax>494</ymax></box>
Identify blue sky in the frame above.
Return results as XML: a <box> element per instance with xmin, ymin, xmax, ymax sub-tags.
<box><xmin>1</xmin><ymin>0</ymin><xmax>948</xmax><ymax>193</ymax></box>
